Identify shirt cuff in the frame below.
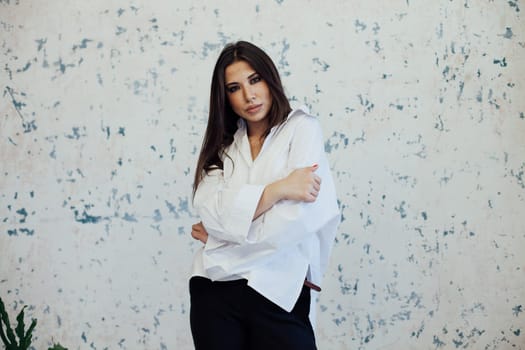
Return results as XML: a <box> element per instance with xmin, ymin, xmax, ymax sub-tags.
<box><xmin>224</xmin><ymin>184</ymin><xmax>265</xmax><ymax>243</ymax></box>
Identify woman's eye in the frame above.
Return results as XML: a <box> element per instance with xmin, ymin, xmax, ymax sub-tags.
<box><xmin>227</xmin><ymin>86</ymin><xmax>239</xmax><ymax>93</ymax></box>
<box><xmin>250</xmin><ymin>76</ymin><xmax>261</xmax><ymax>84</ymax></box>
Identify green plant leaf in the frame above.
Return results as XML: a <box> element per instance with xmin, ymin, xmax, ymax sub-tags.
<box><xmin>15</xmin><ymin>305</ymin><xmax>27</xmax><ymax>344</ymax></box>
<box><xmin>48</xmin><ymin>343</ymin><xmax>68</xmax><ymax>350</ymax></box>
<box><xmin>0</xmin><ymin>300</ymin><xmax>10</xmax><ymax>346</ymax></box>
<box><xmin>20</xmin><ymin>318</ymin><xmax>37</xmax><ymax>348</ymax></box>
<box><xmin>0</xmin><ymin>297</ymin><xmax>17</xmax><ymax>346</ymax></box>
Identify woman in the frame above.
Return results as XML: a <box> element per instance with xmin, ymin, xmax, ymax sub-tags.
<box><xmin>190</xmin><ymin>41</ymin><xmax>340</xmax><ymax>350</ymax></box>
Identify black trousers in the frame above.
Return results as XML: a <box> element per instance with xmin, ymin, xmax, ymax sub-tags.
<box><xmin>189</xmin><ymin>276</ymin><xmax>317</xmax><ymax>350</ymax></box>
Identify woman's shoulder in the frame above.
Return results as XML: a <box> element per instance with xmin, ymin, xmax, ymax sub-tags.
<box><xmin>285</xmin><ymin>105</ymin><xmax>319</xmax><ymax>126</ymax></box>
<box><xmin>268</xmin><ymin>106</ymin><xmax>323</xmax><ymax>145</ymax></box>
<box><xmin>284</xmin><ymin>106</ymin><xmax>323</xmax><ymax>133</ymax></box>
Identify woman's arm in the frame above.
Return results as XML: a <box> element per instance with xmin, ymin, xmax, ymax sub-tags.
<box><xmin>193</xmin><ymin>172</ymin><xmax>265</xmax><ymax>245</ymax></box>
<box><xmin>191</xmin><ymin>163</ymin><xmax>321</xmax><ymax>243</ymax></box>
<box><xmin>253</xmin><ymin>163</ymin><xmax>321</xmax><ymax>219</ymax></box>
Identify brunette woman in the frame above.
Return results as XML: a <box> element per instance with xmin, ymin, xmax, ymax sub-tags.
<box><xmin>190</xmin><ymin>41</ymin><xmax>340</xmax><ymax>350</ymax></box>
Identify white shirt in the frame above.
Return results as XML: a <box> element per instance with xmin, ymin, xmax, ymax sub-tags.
<box><xmin>192</xmin><ymin>106</ymin><xmax>340</xmax><ymax>321</ymax></box>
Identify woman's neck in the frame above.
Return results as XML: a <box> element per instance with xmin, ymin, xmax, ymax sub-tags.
<box><xmin>246</xmin><ymin>119</ymin><xmax>269</xmax><ymax>160</ymax></box>
<box><xmin>248</xmin><ymin>135</ymin><xmax>264</xmax><ymax>160</ymax></box>
<box><xmin>246</xmin><ymin>119</ymin><xmax>268</xmax><ymax>139</ymax></box>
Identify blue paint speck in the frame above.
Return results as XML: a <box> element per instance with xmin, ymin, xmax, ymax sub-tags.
<box><xmin>122</xmin><ymin>213</ymin><xmax>137</xmax><ymax>222</ymax></box>
<box><xmin>153</xmin><ymin>209</ymin><xmax>162</xmax><ymax>222</ymax></box>
<box><xmin>493</xmin><ymin>57</ymin><xmax>507</xmax><ymax>67</ymax></box>
<box><xmin>74</xmin><ymin>209</ymin><xmax>102</xmax><ymax>224</ymax></box>
<box><xmin>512</xmin><ymin>305</ymin><xmax>522</xmax><ymax>316</ymax></box>
<box><xmin>503</xmin><ymin>27</ymin><xmax>514</xmax><ymax>39</ymax></box>
<box><xmin>16</xmin><ymin>208</ymin><xmax>28</xmax><ymax>223</ymax></box>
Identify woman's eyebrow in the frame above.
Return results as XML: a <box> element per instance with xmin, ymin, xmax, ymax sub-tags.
<box><xmin>225</xmin><ymin>72</ymin><xmax>258</xmax><ymax>86</ymax></box>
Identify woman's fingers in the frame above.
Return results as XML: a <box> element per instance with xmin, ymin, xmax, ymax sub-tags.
<box><xmin>191</xmin><ymin>222</ymin><xmax>208</xmax><ymax>243</ymax></box>
<box><xmin>303</xmin><ymin>169</ymin><xmax>322</xmax><ymax>201</ymax></box>
<box><xmin>316</xmin><ymin>176</ymin><xmax>322</xmax><ymax>185</ymax></box>
<box><xmin>191</xmin><ymin>227</ymin><xmax>201</xmax><ymax>240</ymax></box>
<box><xmin>282</xmin><ymin>166</ymin><xmax>323</xmax><ymax>202</ymax></box>
<box><xmin>192</xmin><ymin>222</ymin><xmax>204</xmax><ymax>230</ymax></box>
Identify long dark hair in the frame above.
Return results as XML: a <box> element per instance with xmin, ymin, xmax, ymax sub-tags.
<box><xmin>193</xmin><ymin>41</ymin><xmax>292</xmax><ymax>196</ymax></box>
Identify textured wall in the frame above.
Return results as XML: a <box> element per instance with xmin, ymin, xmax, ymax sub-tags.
<box><xmin>1</xmin><ymin>1</ymin><xmax>524</xmax><ymax>349</ymax></box>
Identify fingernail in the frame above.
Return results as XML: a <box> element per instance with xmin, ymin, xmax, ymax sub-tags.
<box><xmin>312</xmin><ymin>163</ymin><xmax>318</xmax><ymax>167</ymax></box>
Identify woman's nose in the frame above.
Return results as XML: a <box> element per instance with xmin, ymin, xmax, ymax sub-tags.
<box><xmin>243</xmin><ymin>86</ymin><xmax>255</xmax><ymax>102</ymax></box>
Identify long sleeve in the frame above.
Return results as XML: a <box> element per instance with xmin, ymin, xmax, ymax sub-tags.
<box><xmin>193</xmin><ymin>168</ymin><xmax>265</xmax><ymax>245</ymax></box>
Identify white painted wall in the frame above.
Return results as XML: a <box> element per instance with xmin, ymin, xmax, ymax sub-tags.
<box><xmin>1</xmin><ymin>1</ymin><xmax>524</xmax><ymax>349</ymax></box>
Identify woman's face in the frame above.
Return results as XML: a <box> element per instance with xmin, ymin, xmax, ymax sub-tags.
<box><xmin>224</xmin><ymin>60</ymin><xmax>273</xmax><ymax>133</ymax></box>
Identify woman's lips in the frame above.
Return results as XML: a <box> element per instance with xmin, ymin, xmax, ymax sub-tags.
<box><xmin>245</xmin><ymin>104</ymin><xmax>262</xmax><ymax>114</ymax></box>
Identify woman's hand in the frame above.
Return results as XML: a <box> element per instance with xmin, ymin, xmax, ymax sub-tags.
<box><xmin>191</xmin><ymin>221</ymin><xmax>208</xmax><ymax>244</ymax></box>
<box><xmin>253</xmin><ymin>164</ymin><xmax>322</xmax><ymax>220</ymax></box>
<box><xmin>279</xmin><ymin>164</ymin><xmax>321</xmax><ymax>202</ymax></box>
